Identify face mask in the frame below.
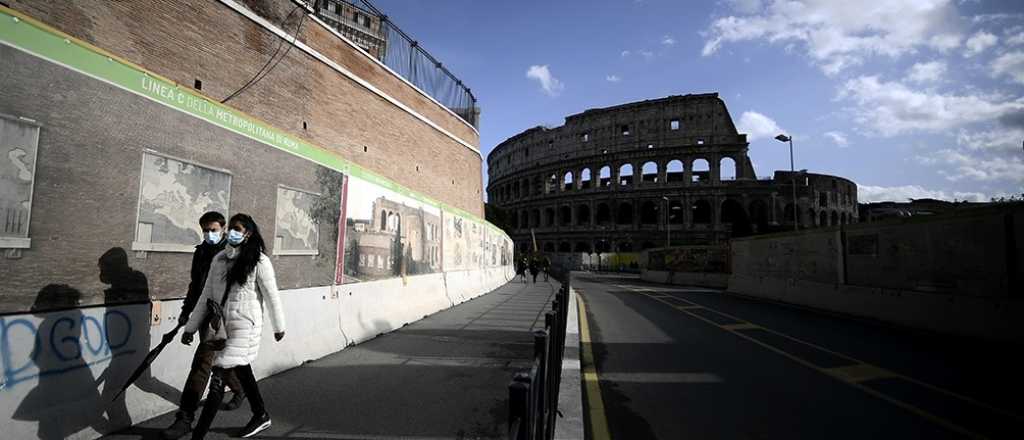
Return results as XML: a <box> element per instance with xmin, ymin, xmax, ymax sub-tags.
<box><xmin>227</xmin><ymin>229</ymin><xmax>246</xmax><ymax>246</ymax></box>
<box><xmin>204</xmin><ymin>231</ymin><xmax>222</xmax><ymax>245</ymax></box>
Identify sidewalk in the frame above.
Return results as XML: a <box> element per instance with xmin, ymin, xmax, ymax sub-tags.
<box><xmin>105</xmin><ymin>278</ymin><xmax>560</xmax><ymax>440</ymax></box>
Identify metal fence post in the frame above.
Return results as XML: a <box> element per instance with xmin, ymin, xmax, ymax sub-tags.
<box><xmin>509</xmin><ymin>373</ymin><xmax>531</xmax><ymax>440</ymax></box>
<box><xmin>533</xmin><ymin>330</ymin><xmax>549</xmax><ymax>440</ymax></box>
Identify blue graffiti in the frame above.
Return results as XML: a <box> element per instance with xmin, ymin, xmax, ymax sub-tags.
<box><xmin>0</xmin><ymin>309</ymin><xmax>136</xmax><ymax>390</ymax></box>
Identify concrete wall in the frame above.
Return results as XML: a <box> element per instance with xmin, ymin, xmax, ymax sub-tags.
<box><xmin>728</xmin><ymin>203</ymin><xmax>1024</xmax><ymax>342</ymax></box>
<box><xmin>640</xmin><ymin>270</ymin><xmax>729</xmax><ymax>289</ymax></box>
<box><xmin>0</xmin><ymin>266</ymin><xmax>515</xmax><ymax>440</ymax></box>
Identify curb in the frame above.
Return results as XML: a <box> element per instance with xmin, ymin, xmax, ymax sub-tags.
<box><xmin>554</xmin><ymin>286</ymin><xmax>584</xmax><ymax>439</ymax></box>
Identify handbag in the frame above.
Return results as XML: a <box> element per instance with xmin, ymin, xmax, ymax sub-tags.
<box><xmin>200</xmin><ymin>280</ymin><xmax>233</xmax><ymax>351</ymax></box>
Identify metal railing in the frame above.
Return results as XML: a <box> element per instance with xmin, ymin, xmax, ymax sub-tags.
<box><xmin>314</xmin><ymin>0</ymin><xmax>479</xmax><ymax>128</ymax></box>
<box><xmin>508</xmin><ymin>275</ymin><xmax>571</xmax><ymax>440</ymax></box>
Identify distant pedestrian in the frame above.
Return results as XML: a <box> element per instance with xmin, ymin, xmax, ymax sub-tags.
<box><xmin>516</xmin><ymin>258</ymin><xmax>527</xmax><ymax>283</ymax></box>
<box><xmin>529</xmin><ymin>259</ymin><xmax>539</xmax><ymax>283</ymax></box>
<box><xmin>181</xmin><ymin>214</ymin><xmax>286</xmax><ymax>439</ymax></box>
<box><xmin>541</xmin><ymin>256</ymin><xmax>550</xmax><ymax>282</ymax></box>
<box><xmin>162</xmin><ymin>211</ymin><xmax>247</xmax><ymax>440</ymax></box>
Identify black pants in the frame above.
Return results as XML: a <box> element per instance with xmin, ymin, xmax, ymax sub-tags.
<box><xmin>191</xmin><ymin>364</ymin><xmax>266</xmax><ymax>439</ymax></box>
<box><xmin>179</xmin><ymin>342</ymin><xmax>243</xmax><ymax>418</ymax></box>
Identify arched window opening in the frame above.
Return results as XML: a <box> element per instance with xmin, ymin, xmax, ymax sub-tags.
<box><xmin>640</xmin><ymin>200</ymin><xmax>659</xmax><ymax>224</ymax></box>
<box><xmin>831</xmin><ymin>211</ymin><xmax>839</xmax><ymax>226</ymax></box>
<box><xmin>617</xmin><ymin>242</ymin><xmax>634</xmax><ymax>252</ymax></box>
<box><xmin>559</xmin><ymin>205</ymin><xmax>572</xmax><ymax>226</ymax></box>
<box><xmin>530</xmin><ymin>209</ymin><xmax>540</xmax><ymax>228</ymax></box>
<box><xmin>599</xmin><ymin>166</ymin><xmax>612</xmax><ymax>187</ymax></box>
<box><xmin>721</xmin><ymin>199</ymin><xmax>751</xmax><ymax>236</ymax></box>
<box><xmin>619</xmin><ymin>164</ymin><xmax>634</xmax><ymax>186</ymax></box>
<box><xmin>666</xmin><ymin>160</ymin><xmax>684</xmax><ymax>183</ymax></box>
<box><xmin>749</xmin><ymin>199</ymin><xmax>768</xmax><ymax>232</ymax></box>
<box><xmin>580</xmin><ymin>168</ymin><xmax>593</xmax><ymax>189</ymax></box>
<box><xmin>575</xmin><ymin>242</ymin><xmax>592</xmax><ymax>254</ymax></box>
<box><xmin>380</xmin><ymin>210</ymin><xmax>387</xmax><ymax>230</ymax></box>
<box><xmin>543</xmin><ymin>242</ymin><xmax>555</xmax><ymax>252</ymax></box>
<box><xmin>641</xmin><ymin>161</ymin><xmax>658</xmax><ymax>183</ymax></box>
<box><xmin>576</xmin><ymin>204</ymin><xmax>591</xmax><ymax>225</ymax></box>
<box><xmin>617</xmin><ymin>202</ymin><xmax>634</xmax><ymax>224</ymax></box>
<box><xmin>544</xmin><ymin>207</ymin><xmax>555</xmax><ymax>227</ymax></box>
<box><xmin>720</xmin><ymin>157</ymin><xmax>737</xmax><ymax>180</ymax></box>
<box><xmin>546</xmin><ymin>173</ymin><xmax>557</xmax><ymax>194</ymax></box>
<box><xmin>668</xmin><ymin>200</ymin><xmax>684</xmax><ymax>225</ymax></box>
<box><xmin>641</xmin><ymin>242</ymin><xmax>656</xmax><ymax>250</ymax></box>
<box><xmin>596</xmin><ymin>203</ymin><xmax>611</xmax><ymax>225</ymax></box>
<box><xmin>563</xmin><ymin>171</ymin><xmax>574</xmax><ymax>191</ymax></box>
<box><xmin>692</xmin><ymin>159</ymin><xmax>710</xmax><ymax>183</ymax></box>
<box><xmin>692</xmin><ymin>199</ymin><xmax>711</xmax><ymax>224</ymax></box>
<box><xmin>558</xmin><ymin>242</ymin><xmax>572</xmax><ymax>253</ymax></box>
<box><xmin>783</xmin><ymin>203</ymin><xmax>796</xmax><ymax>224</ymax></box>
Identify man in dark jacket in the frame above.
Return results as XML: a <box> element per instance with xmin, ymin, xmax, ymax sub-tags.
<box><xmin>162</xmin><ymin>211</ymin><xmax>245</xmax><ymax>439</ymax></box>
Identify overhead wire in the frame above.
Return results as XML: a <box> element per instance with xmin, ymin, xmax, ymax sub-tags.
<box><xmin>221</xmin><ymin>3</ymin><xmax>308</xmax><ymax>104</ymax></box>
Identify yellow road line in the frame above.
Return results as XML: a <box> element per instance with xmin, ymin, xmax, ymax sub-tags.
<box><xmin>632</xmin><ymin>289</ymin><xmax>993</xmax><ymax>439</ymax></box>
<box><xmin>577</xmin><ymin>294</ymin><xmax>611</xmax><ymax>440</ymax></box>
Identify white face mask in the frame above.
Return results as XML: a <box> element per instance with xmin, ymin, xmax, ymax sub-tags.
<box><xmin>204</xmin><ymin>231</ymin><xmax>222</xmax><ymax>245</ymax></box>
<box><xmin>227</xmin><ymin>229</ymin><xmax>246</xmax><ymax>246</ymax></box>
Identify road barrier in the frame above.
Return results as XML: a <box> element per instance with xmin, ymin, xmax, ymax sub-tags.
<box><xmin>507</xmin><ymin>275</ymin><xmax>571</xmax><ymax>440</ymax></box>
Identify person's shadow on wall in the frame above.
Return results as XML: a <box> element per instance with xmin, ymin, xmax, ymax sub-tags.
<box><xmin>96</xmin><ymin>247</ymin><xmax>180</xmax><ymax>427</ymax></box>
<box><xmin>11</xmin><ymin>284</ymin><xmax>107</xmax><ymax>440</ymax></box>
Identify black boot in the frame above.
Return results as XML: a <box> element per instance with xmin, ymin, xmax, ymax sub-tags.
<box><xmin>160</xmin><ymin>411</ymin><xmax>193</xmax><ymax>439</ymax></box>
<box><xmin>190</xmin><ymin>369</ymin><xmax>226</xmax><ymax>440</ymax></box>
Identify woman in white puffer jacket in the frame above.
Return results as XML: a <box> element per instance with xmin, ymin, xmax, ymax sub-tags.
<box><xmin>182</xmin><ymin>213</ymin><xmax>285</xmax><ymax>439</ymax></box>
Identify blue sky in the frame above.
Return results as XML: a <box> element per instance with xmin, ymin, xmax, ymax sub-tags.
<box><xmin>373</xmin><ymin>0</ymin><xmax>1024</xmax><ymax>203</ymax></box>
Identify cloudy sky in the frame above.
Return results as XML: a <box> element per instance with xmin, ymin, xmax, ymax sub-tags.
<box><xmin>373</xmin><ymin>0</ymin><xmax>1024</xmax><ymax>203</ymax></box>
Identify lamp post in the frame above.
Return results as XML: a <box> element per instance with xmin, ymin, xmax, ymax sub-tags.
<box><xmin>775</xmin><ymin>134</ymin><xmax>798</xmax><ymax>232</ymax></box>
<box><xmin>661</xmin><ymin>196</ymin><xmax>670</xmax><ymax>248</ymax></box>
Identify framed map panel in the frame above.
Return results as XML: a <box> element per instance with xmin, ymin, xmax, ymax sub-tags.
<box><xmin>274</xmin><ymin>185</ymin><xmax>320</xmax><ymax>255</ymax></box>
<box><xmin>132</xmin><ymin>150</ymin><xmax>232</xmax><ymax>252</ymax></box>
<box><xmin>0</xmin><ymin>114</ymin><xmax>40</xmax><ymax>249</ymax></box>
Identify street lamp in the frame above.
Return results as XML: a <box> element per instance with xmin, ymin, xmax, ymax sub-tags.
<box><xmin>661</xmin><ymin>196</ymin><xmax>670</xmax><ymax>248</ymax></box>
<box><xmin>775</xmin><ymin>133</ymin><xmax>798</xmax><ymax>232</ymax></box>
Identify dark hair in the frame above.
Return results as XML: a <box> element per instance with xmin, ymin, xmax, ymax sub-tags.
<box><xmin>225</xmin><ymin>213</ymin><xmax>267</xmax><ymax>288</ymax></box>
<box><xmin>199</xmin><ymin>211</ymin><xmax>226</xmax><ymax>227</ymax></box>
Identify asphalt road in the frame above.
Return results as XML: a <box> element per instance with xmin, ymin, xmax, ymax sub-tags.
<box><xmin>574</xmin><ymin>273</ymin><xmax>1023</xmax><ymax>440</ymax></box>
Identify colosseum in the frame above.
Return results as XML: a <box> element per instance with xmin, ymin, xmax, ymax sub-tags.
<box><xmin>486</xmin><ymin>93</ymin><xmax>859</xmax><ymax>255</ymax></box>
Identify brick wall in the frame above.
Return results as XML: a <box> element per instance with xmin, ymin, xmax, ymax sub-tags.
<box><xmin>6</xmin><ymin>0</ymin><xmax>484</xmax><ymax>216</ymax></box>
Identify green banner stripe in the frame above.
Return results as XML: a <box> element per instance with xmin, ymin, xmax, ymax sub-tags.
<box><xmin>0</xmin><ymin>7</ymin><xmax>504</xmax><ymax>235</ymax></box>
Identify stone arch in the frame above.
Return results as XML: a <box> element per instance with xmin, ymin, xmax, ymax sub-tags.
<box><xmin>575</xmin><ymin>242</ymin><xmax>592</xmax><ymax>253</ymax></box>
<box><xmin>558</xmin><ymin>242</ymin><xmax>572</xmax><ymax>253</ymax></box>
<box><xmin>530</xmin><ymin>209</ymin><xmax>540</xmax><ymax>228</ymax></box>
<box><xmin>546</xmin><ymin>173</ymin><xmax>558</xmax><ymax>193</ymax></box>
<box><xmin>691</xmin><ymin>158</ymin><xmax>710</xmax><ymax>184</ymax></box>
<box><xmin>692</xmin><ymin>199</ymin><xmax>711</xmax><ymax>224</ymax></box>
<box><xmin>596</xmin><ymin>203</ymin><xmax>611</xmax><ymax>225</ymax></box>
<box><xmin>668</xmin><ymin>199</ymin><xmax>684</xmax><ymax>224</ymax></box>
<box><xmin>580</xmin><ymin>168</ymin><xmax>593</xmax><ymax>189</ymax></box>
<box><xmin>576</xmin><ymin>204</ymin><xmax>591</xmax><ymax>225</ymax></box>
<box><xmin>666</xmin><ymin>159</ymin><xmax>684</xmax><ymax>182</ymax></box>
<box><xmin>380</xmin><ymin>209</ymin><xmax>387</xmax><ymax>230</ymax></box>
<box><xmin>641</xmin><ymin>161</ymin><xmax>658</xmax><ymax>183</ymax></box>
<box><xmin>599</xmin><ymin>165</ymin><xmax>612</xmax><ymax>187</ymax></box>
<box><xmin>831</xmin><ymin>211</ymin><xmax>839</xmax><ymax>226</ymax></box>
<box><xmin>817</xmin><ymin>210</ymin><xmax>825</xmax><ymax>227</ymax></box>
<box><xmin>520</xmin><ymin>210</ymin><xmax>529</xmax><ymax>229</ymax></box>
<box><xmin>563</xmin><ymin>171</ymin><xmax>574</xmax><ymax>191</ymax></box>
<box><xmin>595</xmin><ymin>240</ymin><xmax>611</xmax><ymax>253</ymax></box>
<box><xmin>617</xmin><ymin>202</ymin><xmax>634</xmax><ymax>224</ymax></box>
<box><xmin>544</xmin><ymin>207</ymin><xmax>555</xmax><ymax>227</ymax></box>
<box><xmin>783</xmin><ymin>203</ymin><xmax>796</xmax><ymax>224</ymax></box>
<box><xmin>749</xmin><ymin>199</ymin><xmax>769</xmax><ymax>231</ymax></box>
<box><xmin>640</xmin><ymin>200</ymin><xmax>659</xmax><ymax>224</ymax></box>
<box><xmin>559</xmin><ymin>205</ymin><xmax>572</xmax><ymax>226</ymax></box>
<box><xmin>510</xmin><ymin>211</ymin><xmax>519</xmax><ymax>229</ymax></box>
<box><xmin>721</xmin><ymin>198</ymin><xmax>751</xmax><ymax>236</ymax></box>
<box><xmin>543</xmin><ymin>242</ymin><xmax>555</xmax><ymax>252</ymax></box>
<box><xmin>522</xmin><ymin>178</ymin><xmax>531</xmax><ymax>196</ymax></box>
<box><xmin>619</xmin><ymin>164</ymin><xmax>634</xmax><ymax>186</ymax></box>
<box><xmin>720</xmin><ymin>157</ymin><xmax>737</xmax><ymax>180</ymax></box>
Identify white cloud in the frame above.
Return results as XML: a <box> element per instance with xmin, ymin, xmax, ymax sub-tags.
<box><xmin>606</xmin><ymin>74</ymin><xmax>621</xmax><ymax>83</ymax></box>
<box><xmin>526</xmin><ymin>65</ymin><xmax>564</xmax><ymax>97</ymax></box>
<box><xmin>957</xmin><ymin>127</ymin><xmax>1024</xmax><ymax>152</ymax></box>
<box><xmin>857</xmin><ymin>184</ymin><xmax>990</xmax><ymax>202</ymax></box>
<box><xmin>963</xmin><ymin>30</ymin><xmax>998</xmax><ymax>57</ymax></box>
<box><xmin>991</xmin><ymin>51</ymin><xmax>1024</xmax><ymax>85</ymax></box>
<box><xmin>906</xmin><ymin>61</ymin><xmax>947</xmax><ymax>83</ymax></box>
<box><xmin>1007</xmin><ymin>32</ymin><xmax>1024</xmax><ymax>46</ymax></box>
<box><xmin>701</xmin><ymin>0</ymin><xmax>965</xmax><ymax>74</ymax></box>
<box><xmin>737</xmin><ymin>110</ymin><xmax>785</xmax><ymax>141</ymax></box>
<box><xmin>640</xmin><ymin>50</ymin><xmax>655</xmax><ymax>60</ymax></box>
<box><xmin>661</xmin><ymin>35</ymin><xmax>676</xmax><ymax>46</ymax></box>
<box><xmin>923</xmin><ymin>149</ymin><xmax>1024</xmax><ymax>182</ymax></box>
<box><xmin>621</xmin><ymin>50</ymin><xmax>631</xmax><ymax>57</ymax></box>
<box><xmin>727</xmin><ymin>0</ymin><xmax>763</xmax><ymax>14</ymax></box>
<box><xmin>824</xmin><ymin>131</ymin><xmax>849</xmax><ymax>147</ymax></box>
<box><xmin>837</xmin><ymin>75</ymin><xmax>1024</xmax><ymax>136</ymax></box>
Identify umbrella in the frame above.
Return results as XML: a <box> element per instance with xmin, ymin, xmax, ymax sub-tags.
<box><xmin>110</xmin><ymin>322</ymin><xmax>184</xmax><ymax>401</ymax></box>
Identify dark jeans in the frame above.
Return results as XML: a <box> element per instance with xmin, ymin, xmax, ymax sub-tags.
<box><xmin>179</xmin><ymin>342</ymin><xmax>243</xmax><ymax>417</ymax></box>
<box><xmin>191</xmin><ymin>364</ymin><xmax>266</xmax><ymax>439</ymax></box>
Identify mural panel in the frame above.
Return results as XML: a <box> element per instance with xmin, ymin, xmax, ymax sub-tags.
<box><xmin>0</xmin><ymin>114</ymin><xmax>39</xmax><ymax>249</ymax></box>
<box><xmin>342</xmin><ymin>176</ymin><xmax>441</xmax><ymax>283</ymax></box>
<box><xmin>274</xmin><ymin>185</ymin><xmax>320</xmax><ymax>255</ymax></box>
